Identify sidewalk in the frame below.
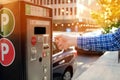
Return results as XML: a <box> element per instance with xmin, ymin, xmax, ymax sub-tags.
<box><xmin>73</xmin><ymin>51</ymin><xmax>120</xmax><ymax>80</ymax></box>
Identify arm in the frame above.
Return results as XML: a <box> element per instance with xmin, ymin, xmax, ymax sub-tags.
<box><xmin>77</xmin><ymin>29</ymin><xmax>120</xmax><ymax>51</ymax></box>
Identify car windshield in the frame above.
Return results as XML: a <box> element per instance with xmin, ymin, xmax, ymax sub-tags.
<box><xmin>52</xmin><ymin>42</ymin><xmax>74</xmax><ymax>55</ymax></box>
<box><xmin>52</xmin><ymin>42</ymin><xmax>62</xmax><ymax>55</ymax></box>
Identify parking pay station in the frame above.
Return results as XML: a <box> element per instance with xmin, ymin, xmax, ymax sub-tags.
<box><xmin>0</xmin><ymin>1</ymin><xmax>52</xmax><ymax>80</ymax></box>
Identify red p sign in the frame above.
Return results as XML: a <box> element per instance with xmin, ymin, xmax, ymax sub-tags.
<box><xmin>0</xmin><ymin>38</ymin><xmax>15</xmax><ymax>67</ymax></box>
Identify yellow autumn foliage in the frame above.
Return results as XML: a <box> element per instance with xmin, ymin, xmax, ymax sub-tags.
<box><xmin>91</xmin><ymin>0</ymin><xmax>120</xmax><ymax>28</ymax></box>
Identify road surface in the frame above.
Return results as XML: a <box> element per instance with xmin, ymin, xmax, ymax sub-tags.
<box><xmin>72</xmin><ymin>53</ymin><xmax>102</xmax><ymax>80</ymax></box>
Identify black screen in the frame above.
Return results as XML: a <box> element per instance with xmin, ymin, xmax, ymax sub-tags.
<box><xmin>34</xmin><ymin>27</ymin><xmax>46</xmax><ymax>34</ymax></box>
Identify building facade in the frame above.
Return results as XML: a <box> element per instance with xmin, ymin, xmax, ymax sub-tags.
<box><xmin>43</xmin><ymin>0</ymin><xmax>101</xmax><ymax>32</ymax></box>
<box><xmin>19</xmin><ymin>0</ymin><xmax>101</xmax><ymax>32</ymax></box>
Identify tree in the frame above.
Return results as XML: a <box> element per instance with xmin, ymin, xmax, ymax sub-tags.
<box><xmin>91</xmin><ymin>0</ymin><xmax>120</xmax><ymax>33</ymax></box>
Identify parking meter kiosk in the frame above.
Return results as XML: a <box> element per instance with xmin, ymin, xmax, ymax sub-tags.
<box><xmin>0</xmin><ymin>1</ymin><xmax>52</xmax><ymax>80</ymax></box>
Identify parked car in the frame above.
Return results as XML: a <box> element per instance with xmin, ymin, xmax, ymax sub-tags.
<box><xmin>75</xmin><ymin>47</ymin><xmax>104</xmax><ymax>55</ymax></box>
<box><xmin>52</xmin><ymin>42</ymin><xmax>77</xmax><ymax>80</ymax></box>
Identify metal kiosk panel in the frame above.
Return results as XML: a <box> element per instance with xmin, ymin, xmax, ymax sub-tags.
<box><xmin>0</xmin><ymin>1</ymin><xmax>52</xmax><ymax>80</ymax></box>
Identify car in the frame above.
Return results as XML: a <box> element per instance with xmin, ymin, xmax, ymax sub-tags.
<box><xmin>52</xmin><ymin>42</ymin><xmax>77</xmax><ymax>80</ymax></box>
<box><xmin>75</xmin><ymin>47</ymin><xmax>104</xmax><ymax>55</ymax></box>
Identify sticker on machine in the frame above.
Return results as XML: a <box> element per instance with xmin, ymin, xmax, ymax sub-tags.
<box><xmin>31</xmin><ymin>36</ymin><xmax>37</xmax><ymax>46</ymax></box>
<box><xmin>0</xmin><ymin>38</ymin><xmax>15</xmax><ymax>67</ymax></box>
<box><xmin>0</xmin><ymin>8</ymin><xmax>15</xmax><ymax>37</ymax></box>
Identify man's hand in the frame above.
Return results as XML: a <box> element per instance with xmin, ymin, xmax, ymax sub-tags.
<box><xmin>55</xmin><ymin>35</ymin><xmax>77</xmax><ymax>50</ymax></box>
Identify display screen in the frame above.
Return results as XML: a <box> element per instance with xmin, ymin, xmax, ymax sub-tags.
<box><xmin>34</xmin><ymin>27</ymin><xmax>46</xmax><ymax>34</ymax></box>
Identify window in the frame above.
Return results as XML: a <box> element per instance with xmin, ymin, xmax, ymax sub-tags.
<box><xmin>52</xmin><ymin>42</ymin><xmax>62</xmax><ymax>55</ymax></box>
<box><xmin>66</xmin><ymin>0</ymin><xmax>72</xmax><ymax>3</ymax></box>
<box><xmin>74</xmin><ymin>7</ymin><xmax>77</xmax><ymax>15</ymax></box>
<box><xmin>44</xmin><ymin>0</ymin><xmax>46</xmax><ymax>5</ymax></box>
<box><xmin>62</xmin><ymin>8</ymin><xmax>64</xmax><ymax>16</ymax></box>
<box><xmin>62</xmin><ymin>0</ymin><xmax>64</xmax><ymax>4</ymax></box>
<box><xmin>51</xmin><ymin>0</ymin><xmax>53</xmax><ymax>4</ymax></box>
<box><xmin>58</xmin><ymin>8</ymin><xmax>60</xmax><ymax>15</ymax></box>
<box><xmin>40</xmin><ymin>0</ymin><xmax>42</xmax><ymax>5</ymax></box>
<box><xmin>55</xmin><ymin>0</ymin><xmax>57</xmax><ymax>4</ymax></box>
<box><xmin>47</xmin><ymin>0</ymin><xmax>49</xmax><ymax>5</ymax></box>
<box><xmin>70</xmin><ymin>7</ymin><xmax>73</xmax><ymax>15</ymax></box>
<box><xmin>54</xmin><ymin>8</ymin><xmax>57</xmax><ymax>16</ymax></box>
<box><xmin>66</xmin><ymin>0</ymin><xmax>68</xmax><ymax>3</ymax></box>
<box><xmin>71</xmin><ymin>0</ymin><xmax>73</xmax><ymax>3</ymax></box>
<box><xmin>41</xmin><ymin>0</ymin><xmax>43</xmax><ymax>5</ymax></box>
<box><xmin>66</xmin><ymin>8</ymin><xmax>68</xmax><ymax>15</ymax></box>
<box><xmin>58</xmin><ymin>0</ymin><xmax>60</xmax><ymax>4</ymax></box>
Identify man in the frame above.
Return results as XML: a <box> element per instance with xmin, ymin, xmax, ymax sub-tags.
<box><xmin>55</xmin><ymin>28</ymin><xmax>120</xmax><ymax>51</ymax></box>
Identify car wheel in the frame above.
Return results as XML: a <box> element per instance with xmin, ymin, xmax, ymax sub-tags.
<box><xmin>62</xmin><ymin>69</ymin><xmax>72</xmax><ymax>80</ymax></box>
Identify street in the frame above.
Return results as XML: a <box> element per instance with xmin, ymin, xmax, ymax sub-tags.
<box><xmin>72</xmin><ymin>53</ymin><xmax>103</xmax><ymax>80</ymax></box>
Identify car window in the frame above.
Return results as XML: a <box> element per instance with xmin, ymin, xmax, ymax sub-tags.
<box><xmin>52</xmin><ymin>42</ymin><xmax>62</xmax><ymax>55</ymax></box>
<box><xmin>64</xmin><ymin>48</ymin><xmax>72</xmax><ymax>52</ymax></box>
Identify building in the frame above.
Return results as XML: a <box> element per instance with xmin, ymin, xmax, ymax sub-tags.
<box><xmin>42</xmin><ymin>0</ymin><xmax>101</xmax><ymax>32</ymax></box>
<box><xmin>5</xmin><ymin>0</ymin><xmax>101</xmax><ymax>32</ymax></box>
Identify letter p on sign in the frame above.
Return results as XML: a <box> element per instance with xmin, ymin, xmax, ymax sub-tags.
<box><xmin>1</xmin><ymin>13</ymin><xmax>9</xmax><ymax>32</ymax></box>
<box><xmin>1</xmin><ymin>43</ymin><xmax>9</xmax><ymax>61</ymax></box>
<box><xmin>0</xmin><ymin>8</ymin><xmax>15</xmax><ymax>37</ymax></box>
<box><xmin>0</xmin><ymin>38</ymin><xmax>15</xmax><ymax>67</ymax></box>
